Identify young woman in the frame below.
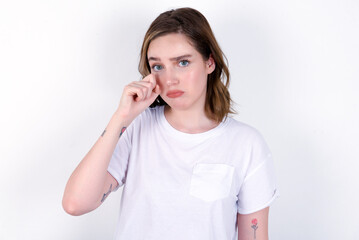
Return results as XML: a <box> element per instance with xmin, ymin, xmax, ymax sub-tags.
<box><xmin>63</xmin><ymin>7</ymin><xmax>279</xmax><ymax>240</ymax></box>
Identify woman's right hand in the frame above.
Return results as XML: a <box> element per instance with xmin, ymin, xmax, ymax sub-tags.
<box><xmin>116</xmin><ymin>73</ymin><xmax>161</xmax><ymax>123</ymax></box>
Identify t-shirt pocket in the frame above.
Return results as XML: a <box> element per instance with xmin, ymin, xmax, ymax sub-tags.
<box><xmin>189</xmin><ymin>163</ymin><xmax>234</xmax><ymax>202</ymax></box>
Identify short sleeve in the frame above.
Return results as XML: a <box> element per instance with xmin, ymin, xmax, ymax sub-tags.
<box><xmin>237</xmin><ymin>132</ymin><xmax>279</xmax><ymax>214</ymax></box>
<box><xmin>107</xmin><ymin>118</ymin><xmax>136</xmax><ymax>192</ymax></box>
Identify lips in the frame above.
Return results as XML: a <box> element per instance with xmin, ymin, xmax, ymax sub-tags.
<box><xmin>166</xmin><ymin>90</ymin><xmax>184</xmax><ymax>98</ymax></box>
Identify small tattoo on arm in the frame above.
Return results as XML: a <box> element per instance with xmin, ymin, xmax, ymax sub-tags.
<box><xmin>101</xmin><ymin>129</ymin><xmax>106</xmax><ymax>137</ymax></box>
<box><xmin>251</xmin><ymin>218</ymin><xmax>258</xmax><ymax>239</ymax></box>
<box><xmin>101</xmin><ymin>127</ymin><xmax>126</xmax><ymax>138</ymax></box>
<box><xmin>101</xmin><ymin>184</ymin><xmax>112</xmax><ymax>203</ymax></box>
<box><xmin>119</xmin><ymin>127</ymin><xmax>126</xmax><ymax>138</ymax></box>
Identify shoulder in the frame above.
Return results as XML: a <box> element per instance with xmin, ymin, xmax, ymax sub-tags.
<box><xmin>131</xmin><ymin>105</ymin><xmax>161</xmax><ymax>120</ymax></box>
<box><xmin>225</xmin><ymin>117</ymin><xmax>266</xmax><ymax>141</ymax></box>
<box><xmin>130</xmin><ymin>105</ymin><xmax>163</xmax><ymax>128</ymax></box>
<box><xmin>123</xmin><ymin>106</ymin><xmax>163</xmax><ymax>139</ymax></box>
<box><xmin>139</xmin><ymin>105</ymin><xmax>163</xmax><ymax>121</ymax></box>
<box><xmin>222</xmin><ymin>117</ymin><xmax>271</xmax><ymax>153</ymax></box>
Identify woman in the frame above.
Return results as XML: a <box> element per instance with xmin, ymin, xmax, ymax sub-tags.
<box><xmin>62</xmin><ymin>7</ymin><xmax>279</xmax><ymax>240</ymax></box>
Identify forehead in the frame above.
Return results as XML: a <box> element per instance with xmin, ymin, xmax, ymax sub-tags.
<box><xmin>147</xmin><ymin>33</ymin><xmax>199</xmax><ymax>60</ymax></box>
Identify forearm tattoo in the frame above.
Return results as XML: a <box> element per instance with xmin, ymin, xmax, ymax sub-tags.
<box><xmin>101</xmin><ymin>184</ymin><xmax>112</xmax><ymax>203</ymax></box>
<box><xmin>251</xmin><ymin>218</ymin><xmax>258</xmax><ymax>239</ymax></box>
<box><xmin>101</xmin><ymin>127</ymin><xmax>127</xmax><ymax>138</ymax></box>
<box><xmin>101</xmin><ymin>129</ymin><xmax>106</xmax><ymax>137</ymax></box>
<box><xmin>120</xmin><ymin>127</ymin><xmax>126</xmax><ymax>137</ymax></box>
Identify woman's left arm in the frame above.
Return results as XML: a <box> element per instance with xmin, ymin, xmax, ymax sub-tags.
<box><xmin>237</xmin><ymin>207</ymin><xmax>269</xmax><ymax>240</ymax></box>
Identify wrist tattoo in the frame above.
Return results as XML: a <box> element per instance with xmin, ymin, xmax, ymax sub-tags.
<box><xmin>101</xmin><ymin>184</ymin><xmax>112</xmax><ymax>203</ymax></box>
<box><xmin>251</xmin><ymin>218</ymin><xmax>258</xmax><ymax>239</ymax></box>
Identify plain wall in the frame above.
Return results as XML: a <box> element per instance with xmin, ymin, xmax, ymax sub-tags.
<box><xmin>1</xmin><ymin>0</ymin><xmax>358</xmax><ymax>239</ymax></box>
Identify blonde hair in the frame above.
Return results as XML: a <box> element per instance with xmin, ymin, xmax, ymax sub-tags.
<box><xmin>138</xmin><ymin>7</ymin><xmax>236</xmax><ymax>122</ymax></box>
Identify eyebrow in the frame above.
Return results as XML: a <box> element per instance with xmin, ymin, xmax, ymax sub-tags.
<box><xmin>148</xmin><ymin>54</ymin><xmax>192</xmax><ymax>62</ymax></box>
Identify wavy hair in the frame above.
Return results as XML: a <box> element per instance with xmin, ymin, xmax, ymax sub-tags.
<box><xmin>138</xmin><ymin>7</ymin><xmax>236</xmax><ymax>122</ymax></box>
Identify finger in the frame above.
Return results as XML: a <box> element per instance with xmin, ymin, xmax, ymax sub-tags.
<box><xmin>138</xmin><ymin>82</ymin><xmax>155</xmax><ymax>99</ymax></box>
<box><xmin>148</xmin><ymin>74</ymin><xmax>156</xmax><ymax>87</ymax></box>
<box><xmin>153</xmin><ymin>84</ymin><xmax>161</xmax><ymax>95</ymax></box>
<box><xmin>145</xmin><ymin>74</ymin><xmax>160</xmax><ymax>96</ymax></box>
<box><xmin>142</xmin><ymin>74</ymin><xmax>156</xmax><ymax>90</ymax></box>
<box><xmin>129</xmin><ymin>82</ymin><xmax>151</xmax><ymax>100</ymax></box>
<box><xmin>134</xmin><ymin>80</ymin><xmax>154</xmax><ymax>90</ymax></box>
<box><xmin>145</xmin><ymin>79</ymin><xmax>156</xmax><ymax>99</ymax></box>
<box><xmin>126</xmin><ymin>84</ymin><xmax>145</xmax><ymax>102</ymax></box>
<box><xmin>129</xmin><ymin>83</ymin><xmax>146</xmax><ymax>101</ymax></box>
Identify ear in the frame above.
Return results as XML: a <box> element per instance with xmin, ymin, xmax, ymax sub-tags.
<box><xmin>206</xmin><ymin>54</ymin><xmax>216</xmax><ymax>74</ymax></box>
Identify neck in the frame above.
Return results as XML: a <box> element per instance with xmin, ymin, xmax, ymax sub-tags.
<box><xmin>164</xmin><ymin>105</ymin><xmax>219</xmax><ymax>134</ymax></box>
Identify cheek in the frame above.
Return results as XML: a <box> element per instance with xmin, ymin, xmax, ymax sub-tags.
<box><xmin>186</xmin><ymin>69</ymin><xmax>207</xmax><ymax>89</ymax></box>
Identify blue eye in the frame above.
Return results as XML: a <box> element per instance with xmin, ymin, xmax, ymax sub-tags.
<box><xmin>152</xmin><ymin>65</ymin><xmax>163</xmax><ymax>71</ymax></box>
<box><xmin>179</xmin><ymin>60</ymin><xmax>189</xmax><ymax>67</ymax></box>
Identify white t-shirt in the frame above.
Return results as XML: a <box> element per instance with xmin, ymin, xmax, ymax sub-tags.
<box><xmin>107</xmin><ymin>105</ymin><xmax>279</xmax><ymax>240</ymax></box>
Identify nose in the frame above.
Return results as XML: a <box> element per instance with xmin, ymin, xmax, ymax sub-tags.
<box><xmin>164</xmin><ymin>68</ymin><xmax>179</xmax><ymax>86</ymax></box>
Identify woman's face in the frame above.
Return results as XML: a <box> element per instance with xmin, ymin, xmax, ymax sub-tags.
<box><xmin>147</xmin><ymin>33</ymin><xmax>215</xmax><ymax>112</ymax></box>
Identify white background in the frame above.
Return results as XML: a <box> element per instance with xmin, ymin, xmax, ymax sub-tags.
<box><xmin>1</xmin><ymin>0</ymin><xmax>358</xmax><ymax>239</ymax></box>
